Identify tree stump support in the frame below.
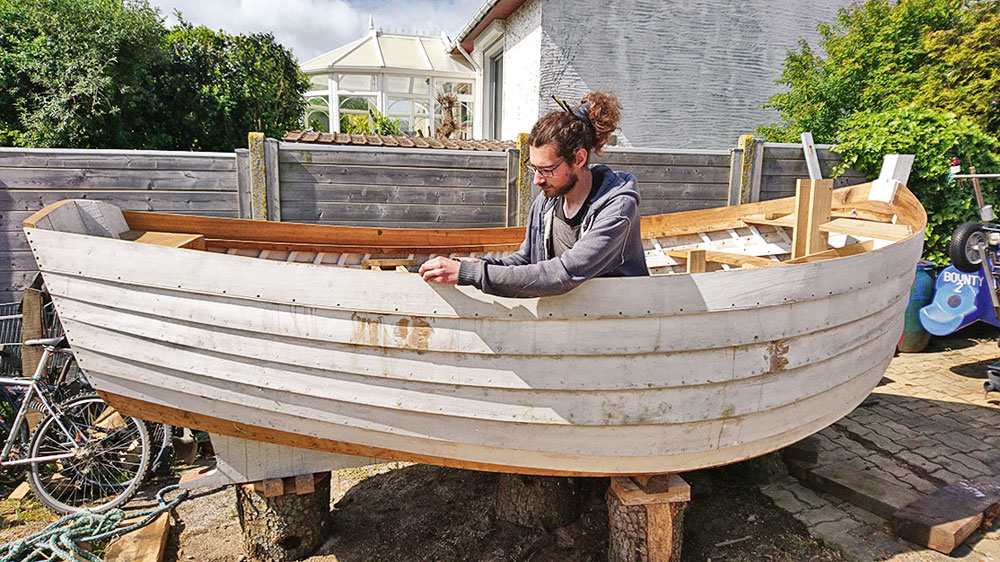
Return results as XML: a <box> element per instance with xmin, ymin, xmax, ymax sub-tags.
<box><xmin>235</xmin><ymin>472</ymin><xmax>331</xmax><ymax>562</ymax></box>
<box><xmin>607</xmin><ymin>474</ymin><xmax>690</xmax><ymax>562</ymax></box>
<box><xmin>495</xmin><ymin>474</ymin><xmax>583</xmax><ymax>529</ymax></box>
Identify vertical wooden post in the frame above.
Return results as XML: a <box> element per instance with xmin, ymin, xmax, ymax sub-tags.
<box><xmin>607</xmin><ymin>474</ymin><xmax>690</xmax><ymax>562</ymax></box>
<box><xmin>20</xmin><ymin>288</ymin><xmax>44</xmax><ymax>376</ymax></box>
<box><xmin>516</xmin><ymin>132</ymin><xmax>532</xmax><ymax>226</ymax></box>
<box><xmin>264</xmin><ymin>138</ymin><xmax>281</xmax><ymax>222</ymax></box>
<box><xmin>736</xmin><ymin>135</ymin><xmax>763</xmax><ymax>204</ymax></box>
<box><xmin>801</xmin><ymin>132</ymin><xmax>822</xmax><ymax>180</ymax></box>
<box><xmin>505</xmin><ymin>147</ymin><xmax>520</xmax><ymax>227</ymax></box>
<box><xmin>791</xmin><ymin>179</ymin><xmax>833</xmax><ymax>260</ymax></box>
<box><xmin>248</xmin><ymin>132</ymin><xmax>267</xmax><ymax>221</ymax></box>
<box><xmin>727</xmin><ymin>146</ymin><xmax>744</xmax><ymax>206</ymax></box>
<box><xmin>685</xmin><ymin>249</ymin><xmax>706</xmax><ymax>274</ymax></box>
<box><xmin>236</xmin><ymin>148</ymin><xmax>252</xmax><ymax>219</ymax></box>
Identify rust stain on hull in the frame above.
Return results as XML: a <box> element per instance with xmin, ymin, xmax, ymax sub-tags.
<box><xmin>394</xmin><ymin>317</ymin><xmax>433</xmax><ymax>350</ymax></box>
<box><xmin>766</xmin><ymin>340</ymin><xmax>790</xmax><ymax>373</ymax></box>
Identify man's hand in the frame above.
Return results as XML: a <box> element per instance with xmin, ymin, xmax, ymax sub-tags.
<box><xmin>420</xmin><ymin>256</ymin><xmax>461</xmax><ymax>284</ymax></box>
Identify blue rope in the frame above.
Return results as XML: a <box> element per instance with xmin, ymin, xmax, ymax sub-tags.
<box><xmin>0</xmin><ymin>485</ymin><xmax>188</xmax><ymax>562</ymax></box>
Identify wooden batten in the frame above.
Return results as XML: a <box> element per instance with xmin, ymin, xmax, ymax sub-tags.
<box><xmin>664</xmin><ymin>250</ymin><xmax>780</xmax><ymax>269</ymax></box>
<box><xmin>791</xmin><ymin>179</ymin><xmax>833</xmax><ymax>259</ymax></box>
<box><xmin>784</xmin><ymin>241</ymin><xmax>875</xmax><ymax>264</ymax></box>
<box><xmin>121</xmin><ymin>230</ymin><xmax>206</xmax><ymax>250</ymax></box>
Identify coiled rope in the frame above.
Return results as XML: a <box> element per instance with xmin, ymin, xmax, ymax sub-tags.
<box><xmin>0</xmin><ymin>485</ymin><xmax>188</xmax><ymax>562</ymax></box>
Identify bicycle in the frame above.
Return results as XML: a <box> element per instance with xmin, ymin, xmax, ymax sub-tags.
<box><xmin>0</xmin><ymin>335</ymin><xmax>150</xmax><ymax>513</ymax></box>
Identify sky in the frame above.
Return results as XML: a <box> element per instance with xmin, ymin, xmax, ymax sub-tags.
<box><xmin>149</xmin><ymin>0</ymin><xmax>485</xmax><ymax>63</ymax></box>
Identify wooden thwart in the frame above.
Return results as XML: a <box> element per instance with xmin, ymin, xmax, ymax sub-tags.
<box><xmin>121</xmin><ymin>230</ymin><xmax>206</xmax><ymax>251</ymax></box>
<box><xmin>664</xmin><ymin>250</ymin><xmax>779</xmax><ymax>269</ymax></box>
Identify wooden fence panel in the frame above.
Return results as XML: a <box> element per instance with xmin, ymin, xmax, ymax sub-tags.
<box><xmin>276</xmin><ymin>144</ymin><xmax>509</xmax><ymax>228</ymax></box>
<box><xmin>0</xmin><ymin>147</ymin><xmax>238</xmax><ymax>303</ymax></box>
<box><xmin>595</xmin><ymin>149</ymin><xmax>732</xmax><ymax>215</ymax></box>
<box><xmin>759</xmin><ymin>143</ymin><xmax>867</xmax><ymax>200</ymax></box>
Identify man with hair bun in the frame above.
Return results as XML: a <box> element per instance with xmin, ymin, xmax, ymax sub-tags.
<box><xmin>420</xmin><ymin>91</ymin><xmax>648</xmax><ymax>297</ymax></box>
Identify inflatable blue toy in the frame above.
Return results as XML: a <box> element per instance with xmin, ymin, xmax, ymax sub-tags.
<box><xmin>919</xmin><ymin>265</ymin><xmax>1000</xmax><ymax>336</ymax></box>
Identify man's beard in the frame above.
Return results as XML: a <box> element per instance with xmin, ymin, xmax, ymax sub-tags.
<box><xmin>542</xmin><ymin>170</ymin><xmax>578</xmax><ymax>198</ymax></box>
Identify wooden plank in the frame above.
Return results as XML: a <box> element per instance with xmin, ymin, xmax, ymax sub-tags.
<box><xmin>20</xmin><ymin>288</ymin><xmax>43</xmax><ymax>376</ymax></box>
<box><xmin>791</xmin><ymin>179</ymin><xmax>833</xmax><ymax>259</ymax></box>
<box><xmin>278</xmin><ymin>183</ymin><xmax>507</xmax><ymax>206</ymax></box>
<box><xmin>807</xmin><ymin>464</ymin><xmax>923</xmax><ymax>519</ymax></box>
<box><xmin>103</xmin><ymin>512</ymin><xmax>171</xmax><ymax>562</ymax></box>
<box><xmin>727</xmin><ymin>147</ymin><xmax>743</xmax><ymax>206</ymax></box>
<box><xmin>0</xmin><ymin>190</ymin><xmax>238</xmax><ymax>212</ymax></box>
<box><xmin>0</xmin><ymin>167</ymin><xmax>235</xmax><ymax>191</ymax></box>
<box><xmin>801</xmin><ymin>133</ymin><xmax>822</xmax><ymax>179</ymax></box>
<box><xmin>785</xmin><ymin>241</ymin><xmax>874</xmax><ymax>264</ymax></box>
<box><xmin>277</xmin><ymin>163</ymin><xmax>506</xmax><ymax>189</ymax></box>
<box><xmin>505</xmin><ymin>148</ymin><xmax>519</xmax><ymax>227</ymax></box>
<box><xmin>685</xmin><ymin>249</ymin><xmax>705</xmax><ymax>273</ymax></box>
<box><xmin>361</xmin><ymin>258</ymin><xmax>413</xmax><ymax>269</ymax></box>
<box><xmin>891</xmin><ymin>479</ymin><xmax>1000</xmax><ymax>554</ymax></box>
<box><xmin>664</xmin><ymin>249</ymin><xmax>779</xmax><ymax>269</ymax></box>
<box><xmin>594</xmin><ymin>150</ymin><xmax>731</xmax><ymax>167</ymax></box>
<box><xmin>270</xmin><ymin>201</ymin><xmax>505</xmax><ymax>225</ymax></box>
<box><xmin>203</xmin><ymin>239</ymin><xmax>520</xmax><ymax>255</ymax></box>
<box><xmin>264</xmin><ymin>138</ymin><xmax>281</xmax><ymax>222</ymax></box>
<box><xmin>121</xmin><ymin>231</ymin><xmax>206</xmax><ymax>250</ymax></box>
<box><xmin>821</xmin><ymin>218</ymin><xmax>911</xmax><ymax>241</ymax></box>
<box><xmin>0</xmin><ymin>147</ymin><xmax>235</xmax><ymax>170</ymax></box>
<box><xmin>7</xmin><ymin>481</ymin><xmax>30</xmax><ymax>501</ymax></box>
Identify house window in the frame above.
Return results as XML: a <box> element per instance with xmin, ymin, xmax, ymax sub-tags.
<box><xmin>488</xmin><ymin>53</ymin><xmax>503</xmax><ymax>139</ymax></box>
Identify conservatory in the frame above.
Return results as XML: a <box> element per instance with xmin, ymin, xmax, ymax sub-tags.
<box><xmin>301</xmin><ymin>20</ymin><xmax>476</xmax><ymax>138</ymax></box>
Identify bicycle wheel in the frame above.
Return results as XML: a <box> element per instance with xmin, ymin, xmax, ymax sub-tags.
<box><xmin>0</xmin><ymin>386</ymin><xmax>31</xmax><ymax>479</ymax></box>
<box><xmin>27</xmin><ymin>392</ymin><xmax>149</xmax><ymax>513</ymax></box>
<box><xmin>146</xmin><ymin>421</ymin><xmax>173</xmax><ymax>474</ymax></box>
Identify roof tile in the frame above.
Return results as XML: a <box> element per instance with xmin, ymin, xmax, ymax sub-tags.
<box><xmin>281</xmin><ymin>130</ymin><xmax>514</xmax><ymax>152</ymax></box>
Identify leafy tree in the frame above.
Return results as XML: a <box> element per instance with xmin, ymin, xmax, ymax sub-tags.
<box><xmin>0</xmin><ymin>0</ymin><xmax>165</xmax><ymax>148</ymax></box>
<box><xmin>833</xmin><ymin>104</ymin><xmax>1000</xmax><ymax>262</ymax></box>
<box><xmin>0</xmin><ymin>1</ymin><xmax>309</xmax><ymax>151</ymax></box>
<box><xmin>153</xmin><ymin>21</ymin><xmax>310</xmax><ymax>151</ymax></box>
<box><xmin>759</xmin><ymin>0</ymin><xmax>964</xmax><ymax>143</ymax></box>
<box><xmin>914</xmin><ymin>1</ymin><xmax>1000</xmax><ymax>139</ymax></box>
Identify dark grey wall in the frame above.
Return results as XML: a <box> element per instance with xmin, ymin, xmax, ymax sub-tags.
<box><xmin>536</xmin><ymin>0</ymin><xmax>847</xmax><ymax>150</ymax></box>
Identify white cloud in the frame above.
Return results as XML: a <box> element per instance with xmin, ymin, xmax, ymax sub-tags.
<box><xmin>150</xmin><ymin>0</ymin><xmax>484</xmax><ymax>62</ymax></box>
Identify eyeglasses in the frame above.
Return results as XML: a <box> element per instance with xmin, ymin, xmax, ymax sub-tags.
<box><xmin>524</xmin><ymin>159</ymin><xmax>565</xmax><ymax>178</ymax></box>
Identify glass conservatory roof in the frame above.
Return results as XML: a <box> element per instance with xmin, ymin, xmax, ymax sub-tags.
<box><xmin>301</xmin><ymin>27</ymin><xmax>473</xmax><ymax>76</ymax></box>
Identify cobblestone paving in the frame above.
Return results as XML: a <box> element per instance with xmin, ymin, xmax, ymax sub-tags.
<box><xmin>761</xmin><ymin>329</ymin><xmax>1000</xmax><ymax>561</ymax></box>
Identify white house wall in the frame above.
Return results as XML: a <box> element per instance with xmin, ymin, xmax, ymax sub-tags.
<box><xmin>502</xmin><ymin>0</ymin><xmax>543</xmax><ymax>138</ymax></box>
<box><xmin>532</xmin><ymin>0</ymin><xmax>847</xmax><ymax>149</ymax></box>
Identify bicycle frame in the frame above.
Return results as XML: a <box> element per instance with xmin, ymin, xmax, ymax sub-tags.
<box><xmin>0</xmin><ymin>343</ymin><xmax>81</xmax><ymax>467</ymax></box>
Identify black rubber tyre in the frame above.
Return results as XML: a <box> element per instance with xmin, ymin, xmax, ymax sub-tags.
<box><xmin>949</xmin><ymin>222</ymin><xmax>990</xmax><ymax>273</ymax></box>
<box><xmin>27</xmin><ymin>392</ymin><xmax>149</xmax><ymax>513</ymax></box>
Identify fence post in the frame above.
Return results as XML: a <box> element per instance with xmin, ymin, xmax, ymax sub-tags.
<box><xmin>264</xmin><ymin>138</ymin><xmax>281</xmax><ymax>222</ymax></box>
<box><xmin>236</xmin><ymin>149</ymin><xmax>252</xmax><ymax>219</ymax></box>
<box><xmin>727</xmin><ymin>147</ymin><xmax>744</xmax><ymax>206</ymax></box>
<box><xmin>505</xmin><ymin>148</ymin><xmax>520</xmax><ymax>227</ymax></box>
<box><xmin>248</xmin><ymin>132</ymin><xmax>267</xmax><ymax>220</ymax></box>
<box><xmin>516</xmin><ymin>133</ymin><xmax>533</xmax><ymax>226</ymax></box>
<box><xmin>734</xmin><ymin>134</ymin><xmax>764</xmax><ymax>204</ymax></box>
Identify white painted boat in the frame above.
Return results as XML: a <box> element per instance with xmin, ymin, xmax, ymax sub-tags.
<box><xmin>22</xmin><ymin>178</ymin><xmax>925</xmax><ymax>476</ymax></box>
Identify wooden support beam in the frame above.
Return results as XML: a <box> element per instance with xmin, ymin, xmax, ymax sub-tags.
<box><xmin>264</xmin><ymin>138</ymin><xmax>281</xmax><ymax>222</ymax></box>
<box><xmin>20</xmin><ymin>288</ymin><xmax>43</xmax><ymax>377</ymax></box>
<box><xmin>891</xmin><ymin>479</ymin><xmax>1000</xmax><ymax>554</ymax></box>
<box><xmin>361</xmin><ymin>258</ymin><xmax>414</xmax><ymax>271</ymax></box>
<box><xmin>784</xmin><ymin>241</ymin><xmax>874</xmax><ymax>264</ymax></box>
<box><xmin>505</xmin><ymin>147</ymin><xmax>520</xmax><ymax>227</ymax></box>
<box><xmin>821</xmin><ymin>218</ymin><xmax>911</xmax><ymax>242</ymax></box>
<box><xmin>608</xmin><ymin>474</ymin><xmax>690</xmax><ymax>562</ymax></box>
<box><xmin>806</xmin><ymin>464</ymin><xmax>922</xmax><ymax>519</ymax></box>
<box><xmin>801</xmin><ymin>132</ymin><xmax>822</xmax><ymax>180</ymax></box>
<box><xmin>685</xmin><ymin>249</ymin><xmax>705</xmax><ymax>274</ymax></box>
<box><xmin>791</xmin><ymin>178</ymin><xmax>833</xmax><ymax>260</ymax></box>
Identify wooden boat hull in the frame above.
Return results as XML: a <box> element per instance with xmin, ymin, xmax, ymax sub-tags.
<box><xmin>23</xmin><ymin>186</ymin><xmax>925</xmax><ymax>476</ymax></box>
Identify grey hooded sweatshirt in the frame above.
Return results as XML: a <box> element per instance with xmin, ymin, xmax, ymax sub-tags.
<box><xmin>457</xmin><ymin>164</ymin><xmax>649</xmax><ymax>297</ymax></box>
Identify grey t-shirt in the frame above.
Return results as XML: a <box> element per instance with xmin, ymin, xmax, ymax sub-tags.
<box><xmin>551</xmin><ymin>168</ymin><xmax>603</xmax><ymax>257</ymax></box>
